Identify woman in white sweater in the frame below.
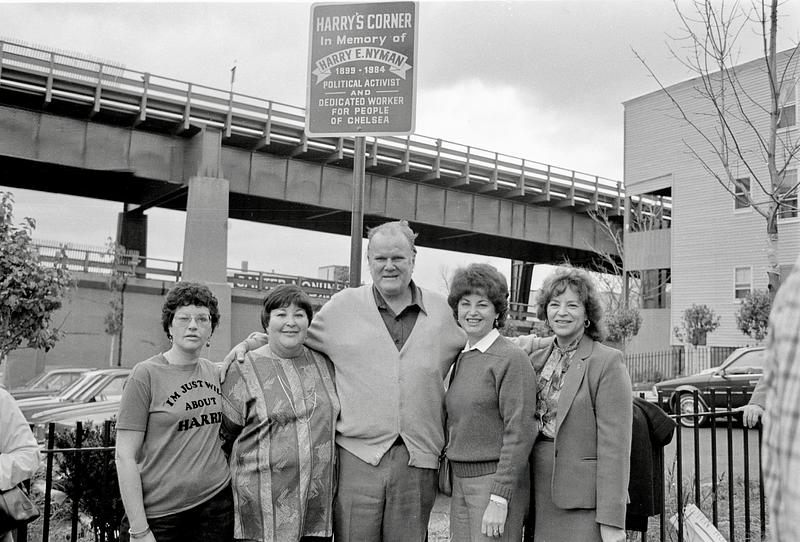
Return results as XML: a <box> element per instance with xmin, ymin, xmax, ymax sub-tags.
<box><xmin>1</xmin><ymin>384</ymin><xmax>41</xmax><ymax>542</ymax></box>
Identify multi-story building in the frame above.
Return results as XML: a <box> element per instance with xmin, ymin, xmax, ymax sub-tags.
<box><xmin>623</xmin><ymin>48</ymin><xmax>800</xmax><ymax>353</ymax></box>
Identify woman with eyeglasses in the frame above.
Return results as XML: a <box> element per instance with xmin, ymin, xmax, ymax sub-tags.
<box><xmin>220</xmin><ymin>284</ymin><xmax>339</xmax><ymax>542</ymax></box>
<box><xmin>115</xmin><ymin>282</ymin><xmax>233</xmax><ymax>542</ymax></box>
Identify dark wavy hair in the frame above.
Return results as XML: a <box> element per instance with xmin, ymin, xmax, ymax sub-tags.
<box><xmin>161</xmin><ymin>282</ymin><xmax>220</xmax><ymax>337</ymax></box>
<box><xmin>447</xmin><ymin>263</ymin><xmax>509</xmax><ymax>328</ymax></box>
<box><xmin>535</xmin><ymin>266</ymin><xmax>605</xmax><ymax>341</ymax></box>
<box><xmin>260</xmin><ymin>284</ymin><xmax>314</xmax><ymax>330</ymax></box>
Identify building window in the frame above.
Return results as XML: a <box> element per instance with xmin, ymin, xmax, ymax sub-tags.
<box><xmin>778</xmin><ymin>83</ymin><xmax>797</xmax><ymax>129</ymax></box>
<box><xmin>735</xmin><ymin>266</ymin><xmax>752</xmax><ymax>299</ymax></box>
<box><xmin>641</xmin><ymin>268</ymin><xmax>671</xmax><ymax>309</ymax></box>
<box><xmin>777</xmin><ymin>170</ymin><xmax>798</xmax><ymax>219</ymax></box>
<box><xmin>734</xmin><ymin>177</ymin><xmax>750</xmax><ymax>209</ymax></box>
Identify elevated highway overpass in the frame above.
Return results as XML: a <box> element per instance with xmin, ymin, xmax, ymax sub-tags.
<box><xmin>0</xmin><ymin>39</ymin><xmax>648</xmax><ymax>358</ymax></box>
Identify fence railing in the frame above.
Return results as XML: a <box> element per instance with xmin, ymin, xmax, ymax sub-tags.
<box><xmin>15</xmin><ymin>389</ymin><xmax>767</xmax><ymax>542</ymax></box>
<box><xmin>645</xmin><ymin>389</ymin><xmax>766</xmax><ymax>542</ymax></box>
<box><xmin>15</xmin><ymin>420</ymin><xmax>118</xmax><ymax>542</ymax></box>
<box><xmin>682</xmin><ymin>346</ymin><xmax>739</xmax><ymax>377</ymax></box>
<box><xmin>626</xmin><ymin>349</ymin><xmax>681</xmax><ymax>383</ymax></box>
<box><xmin>626</xmin><ymin>346</ymin><xmax>741</xmax><ymax>384</ymax></box>
<box><xmin>32</xmin><ymin>239</ymin><xmax>346</xmax><ymax>300</ymax></box>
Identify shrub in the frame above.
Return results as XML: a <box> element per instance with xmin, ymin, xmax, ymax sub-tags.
<box><xmin>674</xmin><ymin>304</ymin><xmax>720</xmax><ymax>346</ymax></box>
<box><xmin>0</xmin><ymin>192</ymin><xmax>72</xmax><ymax>363</ymax></box>
<box><xmin>605</xmin><ymin>307</ymin><xmax>643</xmax><ymax>346</ymax></box>
<box><xmin>530</xmin><ymin>320</ymin><xmax>554</xmax><ymax>338</ymax></box>
<box><xmin>736</xmin><ymin>289</ymin><xmax>771</xmax><ymax>342</ymax></box>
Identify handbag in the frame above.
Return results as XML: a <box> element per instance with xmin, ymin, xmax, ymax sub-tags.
<box><xmin>438</xmin><ymin>353</ymin><xmax>461</xmax><ymax>497</ymax></box>
<box><xmin>0</xmin><ymin>484</ymin><xmax>40</xmax><ymax>535</ymax></box>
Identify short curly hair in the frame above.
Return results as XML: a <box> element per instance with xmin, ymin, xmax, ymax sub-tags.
<box><xmin>260</xmin><ymin>284</ymin><xmax>314</xmax><ymax>331</ymax></box>
<box><xmin>535</xmin><ymin>266</ymin><xmax>605</xmax><ymax>342</ymax></box>
<box><xmin>161</xmin><ymin>282</ymin><xmax>220</xmax><ymax>337</ymax></box>
<box><xmin>447</xmin><ymin>263</ymin><xmax>509</xmax><ymax>328</ymax></box>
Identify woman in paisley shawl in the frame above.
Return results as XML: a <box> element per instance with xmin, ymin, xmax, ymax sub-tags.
<box><xmin>220</xmin><ymin>284</ymin><xmax>339</xmax><ymax>542</ymax></box>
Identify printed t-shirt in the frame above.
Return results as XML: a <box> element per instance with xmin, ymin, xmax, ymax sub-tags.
<box><xmin>116</xmin><ymin>354</ymin><xmax>230</xmax><ymax>518</ymax></box>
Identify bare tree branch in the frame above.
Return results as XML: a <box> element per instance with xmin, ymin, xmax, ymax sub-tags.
<box><xmin>634</xmin><ymin>0</ymin><xmax>800</xmax><ymax>297</ymax></box>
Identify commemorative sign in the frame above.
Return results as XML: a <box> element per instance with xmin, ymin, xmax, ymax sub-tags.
<box><xmin>306</xmin><ymin>2</ymin><xmax>418</xmax><ymax>137</ymax></box>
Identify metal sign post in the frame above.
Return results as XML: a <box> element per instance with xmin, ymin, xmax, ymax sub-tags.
<box><xmin>307</xmin><ymin>2</ymin><xmax>418</xmax><ymax>286</ymax></box>
<box><xmin>350</xmin><ymin>136</ymin><xmax>366</xmax><ymax>287</ymax></box>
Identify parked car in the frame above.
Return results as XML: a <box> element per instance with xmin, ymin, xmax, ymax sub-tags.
<box><xmin>10</xmin><ymin>368</ymin><xmax>94</xmax><ymax>400</ymax></box>
<box><xmin>30</xmin><ymin>400</ymin><xmax>121</xmax><ymax>442</ymax></box>
<box><xmin>15</xmin><ymin>368</ymin><xmax>130</xmax><ymax>421</ymax></box>
<box><xmin>652</xmin><ymin>346</ymin><xmax>765</xmax><ymax>427</ymax></box>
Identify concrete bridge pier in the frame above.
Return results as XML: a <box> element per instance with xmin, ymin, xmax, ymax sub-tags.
<box><xmin>181</xmin><ymin>175</ymin><xmax>232</xmax><ymax>362</ymax></box>
<box><xmin>176</xmin><ymin>127</ymin><xmax>233</xmax><ymax>360</ymax></box>
<box><xmin>117</xmin><ymin>207</ymin><xmax>148</xmax><ymax>275</ymax></box>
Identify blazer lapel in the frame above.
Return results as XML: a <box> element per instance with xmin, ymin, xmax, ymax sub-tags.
<box><xmin>554</xmin><ymin>335</ymin><xmax>593</xmax><ymax>435</ymax></box>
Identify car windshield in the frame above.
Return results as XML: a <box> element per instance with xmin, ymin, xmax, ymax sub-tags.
<box><xmin>33</xmin><ymin>372</ymin><xmax>81</xmax><ymax>391</ymax></box>
<box><xmin>21</xmin><ymin>372</ymin><xmax>50</xmax><ymax>389</ymax></box>
<box><xmin>723</xmin><ymin>349</ymin><xmax>766</xmax><ymax>374</ymax></box>
<box><xmin>59</xmin><ymin>374</ymin><xmax>101</xmax><ymax>400</ymax></box>
<box><xmin>73</xmin><ymin>374</ymin><xmax>128</xmax><ymax>402</ymax></box>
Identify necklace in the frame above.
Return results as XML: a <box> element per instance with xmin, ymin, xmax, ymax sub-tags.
<box><xmin>268</xmin><ymin>348</ymin><xmax>317</xmax><ymax>424</ymax></box>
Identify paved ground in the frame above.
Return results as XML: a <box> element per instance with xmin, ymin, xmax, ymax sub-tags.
<box><xmin>665</xmin><ymin>425</ymin><xmax>761</xmax><ymax>482</ymax></box>
<box><xmin>428</xmin><ymin>493</ymin><xmax>451</xmax><ymax>542</ymax></box>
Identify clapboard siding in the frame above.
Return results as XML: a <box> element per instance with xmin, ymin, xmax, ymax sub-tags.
<box><xmin>624</xmin><ymin>49</ymin><xmax>800</xmax><ymax>347</ymax></box>
<box><xmin>627</xmin><ymin>308</ymin><xmax>671</xmax><ymax>354</ymax></box>
<box><xmin>625</xmin><ymin>229</ymin><xmax>670</xmax><ymax>271</ymax></box>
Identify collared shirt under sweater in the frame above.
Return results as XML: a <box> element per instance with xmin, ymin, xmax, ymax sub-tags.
<box><xmin>445</xmin><ymin>332</ymin><xmax>536</xmax><ymax>501</ymax></box>
<box><xmin>372</xmin><ymin>281</ymin><xmax>425</xmax><ymax>350</ymax></box>
<box><xmin>304</xmin><ymin>283</ymin><xmax>466</xmax><ymax>468</ymax></box>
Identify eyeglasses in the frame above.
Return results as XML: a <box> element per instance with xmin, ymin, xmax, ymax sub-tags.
<box><xmin>173</xmin><ymin>314</ymin><xmax>212</xmax><ymax>327</ymax></box>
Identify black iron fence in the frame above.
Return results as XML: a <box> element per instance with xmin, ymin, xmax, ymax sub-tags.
<box><xmin>13</xmin><ymin>420</ymin><xmax>119</xmax><ymax>542</ymax></box>
<box><xmin>13</xmin><ymin>391</ymin><xmax>767</xmax><ymax>542</ymax></box>
<box><xmin>640</xmin><ymin>388</ymin><xmax>767</xmax><ymax>542</ymax></box>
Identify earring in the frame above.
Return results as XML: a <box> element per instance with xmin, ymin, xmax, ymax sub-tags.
<box><xmin>584</xmin><ymin>319</ymin><xmax>590</xmax><ymax>328</ymax></box>
<box><xmin>206</xmin><ymin>340</ymin><xmax>211</xmax><ymax>348</ymax></box>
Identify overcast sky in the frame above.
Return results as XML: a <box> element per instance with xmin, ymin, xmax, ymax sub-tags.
<box><xmin>2</xmin><ymin>1</ymin><xmax>799</xmax><ymax>293</ymax></box>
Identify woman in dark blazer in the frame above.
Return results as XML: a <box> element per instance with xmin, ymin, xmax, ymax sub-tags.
<box><xmin>523</xmin><ymin>266</ymin><xmax>632</xmax><ymax>542</ymax></box>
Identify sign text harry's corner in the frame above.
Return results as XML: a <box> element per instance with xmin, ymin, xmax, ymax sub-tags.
<box><xmin>306</xmin><ymin>2</ymin><xmax>417</xmax><ymax>137</ymax></box>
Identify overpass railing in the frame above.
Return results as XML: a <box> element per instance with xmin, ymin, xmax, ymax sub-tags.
<box><xmin>0</xmin><ymin>38</ymin><xmax>671</xmax><ymax>220</ymax></box>
<box><xmin>32</xmin><ymin>239</ymin><xmax>346</xmax><ymax>300</ymax></box>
